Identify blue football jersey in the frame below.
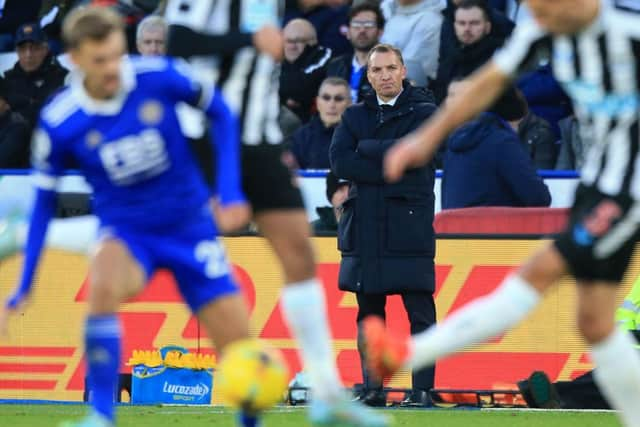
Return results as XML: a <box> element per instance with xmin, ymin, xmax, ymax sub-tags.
<box><xmin>32</xmin><ymin>56</ymin><xmax>240</xmax><ymax>230</ymax></box>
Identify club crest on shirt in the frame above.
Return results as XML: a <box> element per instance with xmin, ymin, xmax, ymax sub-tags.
<box><xmin>139</xmin><ymin>100</ymin><xmax>163</xmax><ymax>126</ymax></box>
<box><xmin>85</xmin><ymin>130</ymin><xmax>103</xmax><ymax>149</ymax></box>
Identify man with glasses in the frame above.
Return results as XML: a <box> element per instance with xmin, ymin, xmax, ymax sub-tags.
<box><xmin>289</xmin><ymin>77</ymin><xmax>352</xmax><ymax>169</ymax></box>
<box><xmin>280</xmin><ymin>18</ymin><xmax>333</xmax><ymax>123</ymax></box>
<box><xmin>327</xmin><ymin>2</ymin><xmax>385</xmax><ymax>103</ymax></box>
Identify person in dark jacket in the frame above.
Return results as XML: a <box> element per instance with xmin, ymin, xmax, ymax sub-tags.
<box><xmin>507</xmin><ymin>89</ymin><xmax>558</xmax><ymax>170</ymax></box>
<box><xmin>3</xmin><ymin>23</ymin><xmax>68</xmax><ymax>131</ymax></box>
<box><xmin>290</xmin><ymin>77</ymin><xmax>352</xmax><ymax>169</ymax></box>
<box><xmin>433</xmin><ymin>0</ymin><xmax>510</xmax><ymax>103</ymax></box>
<box><xmin>326</xmin><ymin>2</ymin><xmax>384</xmax><ymax>103</ymax></box>
<box><xmin>330</xmin><ymin>44</ymin><xmax>437</xmax><ymax>408</ymax></box>
<box><xmin>517</xmin><ymin>64</ymin><xmax>573</xmax><ymax>138</ymax></box>
<box><xmin>441</xmin><ymin>81</ymin><xmax>552</xmax><ymax>209</ymax></box>
<box><xmin>279</xmin><ymin>18</ymin><xmax>333</xmax><ymax>123</ymax></box>
<box><xmin>438</xmin><ymin>0</ymin><xmax>514</xmax><ymax>87</ymax></box>
<box><xmin>0</xmin><ymin>77</ymin><xmax>30</xmax><ymax>168</ymax></box>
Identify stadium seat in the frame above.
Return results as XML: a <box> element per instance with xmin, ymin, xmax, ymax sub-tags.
<box><xmin>433</xmin><ymin>207</ymin><xmax>570</xmax><ymax>235</ymax></box>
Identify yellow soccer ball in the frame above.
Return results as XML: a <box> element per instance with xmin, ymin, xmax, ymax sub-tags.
<box><xmin>216</xmin><ymin>339</ymin><xmax>289</xmax><ymax>412</ymax></box>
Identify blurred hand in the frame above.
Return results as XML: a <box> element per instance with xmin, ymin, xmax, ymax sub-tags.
<box><xmin>212</xmin><ymin>200</ymin><xmax>252</xmax><ymax>233</ymax></box>
<box><xmin>384</xmin><ymin>133</ymin><xmax>431</xmax><ymax>182</ymax></box>
<box><xmin>0</xmin><ymin>299</ymin><xmax>26</xmax><ymax>339</ymax></box>
<box><xmin>253</xmin><ymin>26</ymin><xmax>284</xmax><ymax>62</ymax></box>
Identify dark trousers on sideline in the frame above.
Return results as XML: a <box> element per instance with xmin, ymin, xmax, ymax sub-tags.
<box><xmin>356</xmin><ymin>291</ymin><xmax>436</xmax><ymax>392</ymax></box>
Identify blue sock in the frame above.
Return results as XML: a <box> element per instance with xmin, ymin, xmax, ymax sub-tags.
<box><xmin>85</xmin><ymin>315</ymin><xmax>121</xmax><ymax>423</ymax></box>
<box><xmin>238</xmin><ymin>412</ymin><xmax>261</xmax><ymax>427</ymax></box>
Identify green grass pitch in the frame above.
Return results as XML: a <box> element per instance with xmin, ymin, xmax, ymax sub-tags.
<box><xmin>0</xmin><ymin>404</ymin><xmax>622</xmax><ymax>427</ymax></box>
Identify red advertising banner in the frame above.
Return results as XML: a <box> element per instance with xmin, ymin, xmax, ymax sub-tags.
<box><xmin>0</xmin><ymin>237</ymin><xmax>637</xmax><ymax>401</ymax></box>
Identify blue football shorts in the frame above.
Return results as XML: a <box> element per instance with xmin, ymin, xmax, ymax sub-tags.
<box><xmin>97</xmin><ymin>209</ymin><xmax>238</xmax><ymax>313</ymax></box>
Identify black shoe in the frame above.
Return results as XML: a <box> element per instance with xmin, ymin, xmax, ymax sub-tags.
<box><xmin>399</xmin><ymin>390</ymin><xmax>433</xmax><ymax>408</ymax></box>
<box><xmin>524</xmin><ymin>371</ymin><xmax>562</xmax><ymax>409</ymax></box>
<box><xmin>361</xmin><ymin>389</ymin><xmax>387</xmax><ymax>407</ymax></box>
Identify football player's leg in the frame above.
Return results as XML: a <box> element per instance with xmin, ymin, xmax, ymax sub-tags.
<box><xmin>255</xmin><ymin>210</ymin><xmax>343</xmax><ymax>400</ymax></box>
<box><xmin>579</xmin><ymin>282</ymin><xmax>640</xmax><ymax>427</ymax></box>
<box><xmin>82</xmin><ymin>238</ymin><xmax>147</xmax><ymax>425</ymax></box>
<box><xmin>366</xmin><ymin>243</ymin><xmax>564</xmax><ymax>379</ymax></box>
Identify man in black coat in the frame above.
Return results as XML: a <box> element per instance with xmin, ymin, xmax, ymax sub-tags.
<box><xmin>330</xmin><ymin>44</ymin><xmax>437</xmax><ymax>408</ymax></box>
<box><xmin>326</xmin><ymin>2</ymin><xmax>384</xmax><ymax>103</ymax></box>
<box><xmin>3</xmin><ymin>23</ymin><xmax>68</xmax><ymax>132</ymax></box>
<box><xmin>279</xmin><ymin>18</ymin><xmax>332</xmax><ymax>123</ymax></box>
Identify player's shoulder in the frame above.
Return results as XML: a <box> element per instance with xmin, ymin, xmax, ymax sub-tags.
<box><xmin>40</xmin><ymin>86</ymin><xmax>80</xmax><ymax>130</ymax></box>
<box><xmin>130</xmin><ymin>55</ymin><xmax>171</xmax><ymax>75</ymax></box>
<box><xmin>613</xmin><ymin>0</ymin><xmax>640</xmax><ymax>14</ymax></box>
<box><xmin>607</xmin><ymin>1</ymin><xmax>640</xmax><ymax>38</ymax></box>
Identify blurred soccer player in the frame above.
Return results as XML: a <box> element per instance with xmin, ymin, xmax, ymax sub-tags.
<box><xmin>164</xmin><ymin>1</ymin><xmax>389</xmax><ymax>425</ymax></box>
<box><xmin>365</xmin><ymin>1</ymin><xmax>640</xmax><ymax>426</ymax></box>
<box><xmin>0</xmin><ymin>7</ymin><xmax>256</xmax><ymax>427</ymax></box>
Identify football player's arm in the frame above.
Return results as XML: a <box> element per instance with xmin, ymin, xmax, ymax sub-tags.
<box><xmin>201</xmin><ymin>88</ymin><xmax>245</xmax><ymax>206</ymax></box>
<box><xmin>167</xmin><ymin>25</ymin><xmax>254</xmax><ymax>58</ymax></box>
<box><xmin>5</xmin><ymin>128</ymin><xmax>60</xmax><ymax>310</ymax></box>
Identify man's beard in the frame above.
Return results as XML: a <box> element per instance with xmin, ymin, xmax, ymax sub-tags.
<box><xmin>354</xmin><ymin>39</ymin><xmax>378</xmax><ymax>52</ymax></box>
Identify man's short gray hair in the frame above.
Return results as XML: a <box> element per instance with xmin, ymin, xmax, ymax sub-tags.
<box><xmin>366</xmin><ymin>43</ymin><xmax>404</xmax><ymax>66</ymax></box>
<box><xmin>136</xmin><ymin>15</ymin><xmax>167</xmax><ymax>41</ymax></box>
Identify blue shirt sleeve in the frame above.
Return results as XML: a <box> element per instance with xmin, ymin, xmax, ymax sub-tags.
<box><xmin>6</xmin><ymin>124</ymin><xmax>60</xmax><ymax>309</ymax></box>
<box><xmin>165</xmin><ymin>59</ymin><xmax>245</xmax><ymax>206</ymax></box>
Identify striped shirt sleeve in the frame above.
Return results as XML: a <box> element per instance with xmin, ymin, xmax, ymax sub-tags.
<box><xmin>492</xmin><ymin>18</ymin><xmax>549</xmax><ymax>77</ymax></box>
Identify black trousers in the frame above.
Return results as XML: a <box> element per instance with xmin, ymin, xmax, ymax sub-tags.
<box><xmin>356</xmin><ymin>291</ymin><xmax>436</xmax><ymax>392</ymax></box>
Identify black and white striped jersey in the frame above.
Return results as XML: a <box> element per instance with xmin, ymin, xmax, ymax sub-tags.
<box><xmin>493</xmin><ymin>2</ymin><xmax>640</xmax><ymax>199</ymax></box>
<box><xmin>165</xmin><ymin>0</ymin><xmax>284</xmax><ymax>146</ymax></box>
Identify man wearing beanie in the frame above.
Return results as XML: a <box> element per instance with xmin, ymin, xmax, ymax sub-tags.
<box><xmin>441</xmin><ymin>80</ymin><xmax>551</xmax><ymax>209</ymax></box>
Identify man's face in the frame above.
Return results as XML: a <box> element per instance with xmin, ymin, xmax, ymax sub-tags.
<box><xmin>137</xmin><ymin>27</ymin><xmax>166</xmax><ymax>56</ymax></box>
<box><xmin>367</xmin><ymin>50</ymin><xmax>406</xmax><ymax>101</ymax></box>
<box><xmin>527</xmin><ymin>0</ymin><xmax>598</xmax><ymax>34</ymax></box>
<box><xmin>71</xmin><ymin>30</ymin><xmax>126</xmax><ymax>99</ymax></box>
<box><xmin>317</xmin><ymin>83</ymin><xmax>351</xmax><ymax>127</ymax></box>
<box><xmin>17</xmin><ymin>41</ymin><xmax>49</xmax><ymax>73</ymax></box>
<box><xmin>347</xmin><ymin>11</ymin><xmax>382</xmax><ymax>52</ymax></box>
<box><xmin>454</xmin><ymin>6</ymin><xmax>491</xmax><ymax>46</ymax></box>
<box><xmin>283</xmin><ymin>22</ymin><xmax>315</xmax><ymax>63</ymax></box>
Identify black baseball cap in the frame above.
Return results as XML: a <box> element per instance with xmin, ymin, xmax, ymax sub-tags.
<box><xmin>15</xmin><ymin>23</ymin><xmax>47</xmax><ymax>46</ymax></box>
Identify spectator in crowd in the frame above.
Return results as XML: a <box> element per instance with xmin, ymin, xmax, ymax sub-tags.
<box><xmin>330</xmin><ymin>44</ymin><xmax>437</xmax><ymax>408</ymax></box>
<box><xmin>38</xmin><ymin>0</ymin><xmax>83</xmax><ymax>54</ymax></box>
<box><xmin>517</xmin><ymin>64</ymin><xmax>573</xmax><ymax>138</ymax></box>
<box><xmin>508</xmin><ymin>89</ymin><xmax>557</xmax><ymax>170</ymax></box>
<box><xmin>380</xmin><ymin>0</ymin><xmax>443</xmax><ymax>87</ymax></box>
<box><xmin>441</xmin><ymin>81</ymin><xmax>551</xmax><ymax>209</ymax></box>
<box><xmin>279</xmin><ymin>18</ymin><xmax>333</xmax><ymax>123</ymax></box>
<box><xmin>136</xmin><ymin>14</ymin><xmax>166</xmax><ymax>55</ymax></box>
<box><xmin>0</xmin><ymin>77</ymin><xmax>30</xmax><ymax>168</ymax></box>
<box><xmin>284</xmin><ymin>2</ymin><xmax>352</xmax><ymax>57</ymax></box>
<box><xmin>3</xmin><ymin>23</ymin><xmax>68</xmax><ymax>132</ymax></box>
<box><xmin>555</xmin><ymin>115</ymin><xmax>588</xmax><ymax>171</ymax></box>
<box><xmin>439</xmin><ymin>0</ymin><xmax>514</xmax><ymax>70</ymax></box>
<box><xmin>432</xmin><ymin>0</ymin><xmax>506</xmax><ymax>103</ymax></box>
<box><xmin>290</xmin><ymin>77</ymin><xmax>351</xmax><ymax>169</ymax></box>
<box><xmin>0</xmin><ymin>0</ymin><xmax>42</xmax><ymax>51</ymax></box>
<box><xmin>327</xmin><ymin>2</ymin><xmax>384</xmax><ymax>103</ymax></box>
<box><xmin>311</xmin><ymin>171</ymin><xmax>350</xmax><ymax>233</ymax></box>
